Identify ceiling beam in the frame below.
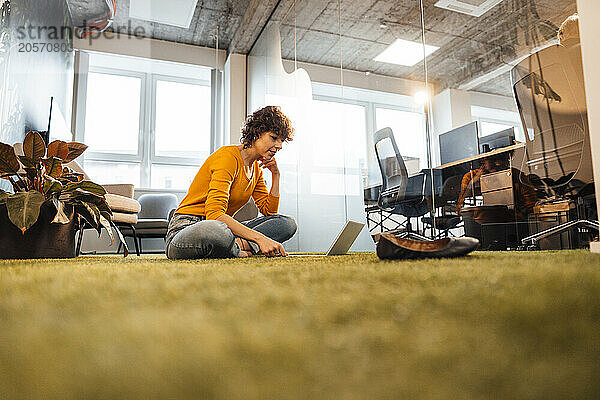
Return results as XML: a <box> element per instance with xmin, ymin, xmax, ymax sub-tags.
<box><xmin>227</xmin><ymin>0</ymin><xmax>281</xmax><ymax>54</ymax></box>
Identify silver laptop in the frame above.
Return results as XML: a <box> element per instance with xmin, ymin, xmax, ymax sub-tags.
<box><xmin>290</xmin><ymin>221</ymin><xmax>365</xmax><ymax>256</ymax></box>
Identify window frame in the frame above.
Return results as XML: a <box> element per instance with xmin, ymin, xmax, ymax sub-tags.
<box><xmin>475</xmin><ymin>116</ymin><xmax>523</xmax><ymax>139</ymax></box>
<box><xmin>311</xmin><ymin>86</ymin><xmax>427</xmax><ymax>187</ymax></box>
<box><xmin>149</xmin><ymin>73</ymin><xmax>212</xmax><ymax>166</ymax></box>
<box><xmin>470</xmin><ymin>105</ymin><xmax>524</xmax><ymax>141</ymax></box>
<box><xmin>79</xmin><ymin>66</ymin><xmax>212</xmax><ymax>190</ymax></box>
<box><xmin>83</xmin><ymin>66</ymin><xmax>147</xmax><ymax>164</ymax></box>
<box><xmin>311</xmin><ymin>94</ymin><xmax>370</xmax><ymax>176</ymax></box>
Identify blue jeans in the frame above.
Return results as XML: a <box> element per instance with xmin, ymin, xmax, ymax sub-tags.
<box><xmin>165</xmin><ymin>214</ymin><xmax>297</xmax><ymax>259</ymax></box>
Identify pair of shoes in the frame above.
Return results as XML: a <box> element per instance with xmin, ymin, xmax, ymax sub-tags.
<box><xmin>376</xmin><ymin>233</ymin><xmax>480</xmax><ymax>260</ymax></box>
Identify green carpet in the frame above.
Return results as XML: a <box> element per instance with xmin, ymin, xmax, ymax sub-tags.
<box><xmin>1</xmin><ymin>250</ymin><xmax>600</xmax><ymax>400</ymax></box>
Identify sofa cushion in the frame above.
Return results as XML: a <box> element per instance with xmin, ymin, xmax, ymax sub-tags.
<box><xmin>103</xmin><ymin>184</ymin><xmax>135</xmax><ymax>198</ymax></box>
<box><xmin>111</xmin><ymin>212</ymin><xmax>138</xmax><ymax>225</ymax></box>
<box><xmin>106</xmin><ymin>193</ymin><xmax>141</xmax><ymax>214</ymax></box>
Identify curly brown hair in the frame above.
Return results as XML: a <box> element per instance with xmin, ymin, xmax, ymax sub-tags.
<box><xmin>240</xmin><ymin>106</ymin><xmax>294</xmax><ymax>149</ymax></box>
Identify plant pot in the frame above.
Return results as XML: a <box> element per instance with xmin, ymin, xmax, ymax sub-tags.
<box><xmin>0</xmin><ymin>201</ymin><xmax>78</xmax><ymax>259</ymax></box>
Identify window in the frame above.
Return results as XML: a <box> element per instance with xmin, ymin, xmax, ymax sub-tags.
<box><xmin>471</xmin><ymin>105</ymin><xmax>525</xmax><ymax>142</ymax></box>
<box><xmin>154</xmin><ymin>79</ymin><xmax>211</xmax><ymax>159</ymax></box>
<box><xmin>375</xmin><ymin>107</ymin><xmax>426</xmax><ymax>175</ymax></box>
<box><xmin>309</xmin><ymin>99</ymin><xmax>367</xmax><ymax>195</ymax></box>
<box><xmin>480</xmin><ymin>121</ymin><xmax>514</xmax><ymax>137</ymax></box>
<box><xmin>311</xmin><ymin>83</ymin><xmax>427</xmax><ymax>188</ymax></box>
<box><xmin>79</xmin><ymin>53</ymin><xmax>214</xmax><ymax>190</ymax></box>
<box><xmin>85</xmin><ymin>72</ymin><xmax>142</xmax><ymax>155</ymax></box>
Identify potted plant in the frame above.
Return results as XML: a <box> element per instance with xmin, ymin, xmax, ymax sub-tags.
<box><xmin>0</xmin><ymin>131</ymin><xmax>128</xmax><ymax>259</ymax></box>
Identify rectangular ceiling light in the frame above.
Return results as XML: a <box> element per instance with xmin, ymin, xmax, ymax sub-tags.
<box><xmin>129</xmin><ymin>0</ymin><xmax>199</xmax><ymax>28</ymax></box>
<box><xmin>374</xmin><ymin>39</ymin><xmax>439</xmax><ymax>67</ymax></box>
<box><xmin>434</xmin><ymin>0</ymin><xmax>504</xmax><ymax>17</ymax></box>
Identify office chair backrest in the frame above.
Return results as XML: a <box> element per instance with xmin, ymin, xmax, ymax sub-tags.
<box><xmin>373</xmin><ymin>127</ymin><xmax>408</xmax><ymax>197</ymax></box>
<box><xmin>441</xmin><ymin>174</ymin><xmax>462</xmax><ymax>204</ymax></box>
<box><xmin>511</xmin><ymin>44</ymin><xmax>591</xmax><ymax>192</ymax></box>
<box><xmin>137</xmin><ymin>193</ymin><xmax>179</xmax><ymax>220</ymax></box>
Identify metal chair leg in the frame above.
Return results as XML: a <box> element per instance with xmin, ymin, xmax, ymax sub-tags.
<box><xmin>76</xmin><ymin>227</ymin><xmax>84</xmax><ymax>256</ymax></box>
<box><xmin>128</xmin><ymin>223</ymin><xmax>140</xmax><ymax>256</ymax></box>
<box><xmin>522</xmin><ymin>219</ymin><xmax>599</xmax><ymax>245</ymax></box>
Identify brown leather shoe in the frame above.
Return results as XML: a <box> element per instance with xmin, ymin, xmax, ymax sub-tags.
<box><xmin>377</xmin><ymin>233</ymin><xmax>480</xmax><ymax>260</ymax></box>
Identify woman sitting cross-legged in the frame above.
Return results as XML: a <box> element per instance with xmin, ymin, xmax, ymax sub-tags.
<box><xmin>165</xmin><ymin>106</ymin><xmax>297</xmax><ymax>259</ymax></box>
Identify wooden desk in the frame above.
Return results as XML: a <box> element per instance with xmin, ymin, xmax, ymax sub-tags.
<box><xmin>434</xmin><ymin>143</ymin><xmax>525</xmax><ymax>170</ymax></box>
<box><xmin>430</xmin><ymin>142</ymin><xmax>526</xmax><ymax>211</ymax></box>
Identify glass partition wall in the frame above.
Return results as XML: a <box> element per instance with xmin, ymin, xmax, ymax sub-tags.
<box><xmin>248</xmin><ymin>0</ymin><xmax>589</xmax><ymax>251</ymax></box>
<box><xmin>248</xmin><ymin>0</ymin><xmax>431</xmax><ymax>251</ymax></box>
<box><xmin>420</xmin><ymin>0</ymin><xmax>589</xmax><ymax>250</ymax></box>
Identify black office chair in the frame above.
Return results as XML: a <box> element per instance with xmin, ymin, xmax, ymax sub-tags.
<box><xmin>422</xmin><ymin>173</ymin><xmax>463</xmax><ymax>238</ymax></box>
<box><xmin>373</xmin><ymin>127</ymin><xmax>430</xmax><ymax>240</ymax></box>
<box><xmin>511</xmin><ymin>42</ymin><xmax>599</xmax><ymax>248</ymax></box>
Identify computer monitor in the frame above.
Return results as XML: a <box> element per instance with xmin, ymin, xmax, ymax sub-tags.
<box><xmin>479</xmin><ymin>127</ymin><xmax>515</xmax><ymax>153</ymax></box>
<box><xmin>439</xmin><ymin>121</ymin><xmax>480</xmax><ymax>165</ymax></box>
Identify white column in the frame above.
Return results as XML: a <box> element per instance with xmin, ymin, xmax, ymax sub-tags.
<box><xmin>224</xmin><ymin>53</ymin><xmax>247</xmax><ymax>145</ymax></box>
<box><xmin>576</xmin><ymin>0</ymin><xmax>600</xmax><ymax>253</ymax></box>
<box><xmin>430</xmin><ymin>88</ymin><xmax>473</xmax><ymax>166</ymax></box>
<box><xmin>71</xmin><ymin>51</ymin><xmax>90</xmax><ymax>143</ymax></box>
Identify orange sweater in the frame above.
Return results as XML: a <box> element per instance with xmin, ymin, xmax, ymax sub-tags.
<box><xmin>176</xmin><ymin>146</ymin><xmax>279</xmax><ymax>219</ymax></box>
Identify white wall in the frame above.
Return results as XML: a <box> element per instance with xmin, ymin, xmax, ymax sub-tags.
<box><xmin>470</xmin><ymin>91</ymin><xmax>517</xmax><ymax>112</ymax></box>
<box><xmin>430</xmin><ymin>88</ymin><xmax>473</xmax><ymax>166</ymax></box>
<box><xmin>282</xmin><ymin>59</ymin><xmax>427</xmax><ymax>96</ymax></box>
<box><xmin>576</xmin><ymin>0</ymin><xmax>600</xmax><ymax>253</ymax></box>
<box><xmin>74</xmin><ymin>35</ymin><xmax>226</xmax><ymax>69</ymax></box>
<box><xmin>224</xmin><ymin>53</ymin><xmax>247</xmax><ymax>145</ymax></box>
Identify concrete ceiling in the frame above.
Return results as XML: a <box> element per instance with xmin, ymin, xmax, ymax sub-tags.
<box><xmin>66</xmin><ymin>0</ymin><xmax>263</xmax><ymax>50</ymax></box>
<box><xmin>67</xmin><ymin>0</ymin><xmax>578</xmax><ymax>96</ymax></box>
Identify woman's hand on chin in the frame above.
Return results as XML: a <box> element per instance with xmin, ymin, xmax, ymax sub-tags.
<box><xmin>259</xmin><ymin>156</ymin><xmax>280</xmax><ymax>176</ymax></box>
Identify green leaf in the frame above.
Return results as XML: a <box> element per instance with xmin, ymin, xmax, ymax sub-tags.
<box><xmin>42</xmin><ymin>157</ymin><xmax>63</xmax><ymax>178</ymax></box>
<box><xmin>0</xmin><ymin>190</ymin><xmax>9</xmax><ymax>204</ymax></box>
<box><xmin>47</xmin><ymin>140</ymin><xmax>69</xmax><ymax>160</ymax></box>
<box><xmin>61</xmin><ymin>189</ymin><xmax>103</xmax><ymax>205</ymax></box>
<box><xmin>18</xmin><ymin>155</ymin><xmax>36</xmax><ymax>168</ymax></box>
<box><xmin>58</xmin><ymin>173</ymin><xmax>84</xmax><ymax>183</ymax></box>
<box><xmin>99</xmin><ymin>215</ymin><xmax>114</xmax><ymax>245</ymax></box>
<box><xmin>24</xmin><ymin>167</ymin><xmax>37</xmax><ymax>183</ymax></box>
<box><xmin>63</xmin><ymin>181</ymin><xmax>106</xmax><ymax>196</ymax></box>
<box><xmin>6</xmin><ymin>191</ymin><xmax>45</xmax><ymax>233</ymax></box>
<box><xmin>0</xmin><ymin>142</ymin><xmax>21</xmax><ymax>175</ymax></box>
<box><xmin>23</xmin><ymin>131</ymin><xmax>46</xmax><ymax>162</ymax></box>
<box><xmin>51</xmin><ymin>198</ymin><xmax>71</xmax><ymax>224</ymax></box>
<box><xmin>64</xmin><ymin>142</ymin><xmax>88</xmax><ymax>163</ymax></box>
<box><xmin>109</xmin><ymin>219</ymin><xmax>129</xmax><ymax>257</ymax></box>
<box><xmin>97</xmin><ymin>200</ymin><xmax>112</xmax><ymax>217</ymax></box>
<box><xmin>74</xmin><ymin>201</ymin><xmax>101</xmax><ymax>236</ymax></box>
<box><xmin>43</xmin><ymin>175</ymin><xmax>63</xmax><ymax>196</ymax></box>
<box><xmin>100</xmin><ymin>210</ymin><xmax>112</xmax><ymax>221</ymax></box>
<box><xmin>74</xmin><ymin>204</ymin><xmax>93</xmax><ymax>227</ymax></box>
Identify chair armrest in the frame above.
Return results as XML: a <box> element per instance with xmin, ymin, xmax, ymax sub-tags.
<box><xmin>102</xmin><ymin>184</ymin><xmax>135</xmax><ymax>198</ymax></box>
<box><xmin>105</xmin><ymin>193</ymin><xmax>141</xmax><ymax>214</ymax></box>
